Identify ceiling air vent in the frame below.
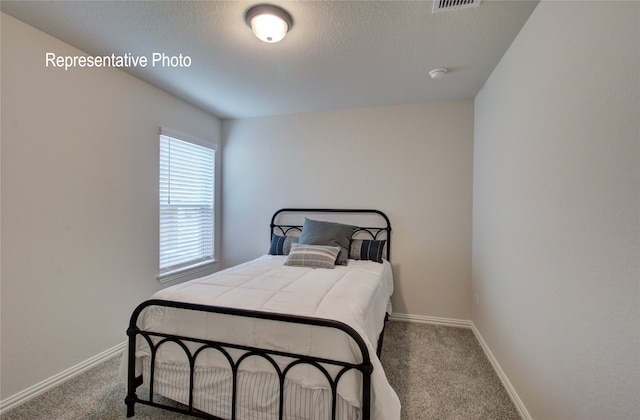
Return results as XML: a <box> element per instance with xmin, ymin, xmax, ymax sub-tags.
<box><xmin>432</xmin><ymin>0</ymin><xmax>481</xmax><ymax>13</ymax></box>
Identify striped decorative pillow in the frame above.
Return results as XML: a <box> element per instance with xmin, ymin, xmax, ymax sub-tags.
<box><xmin>284</xmin><ymin>244</ymin><xmax>341</xmax><ymax>269</ymax></box>
<box><xmin>349</xmin><ymin>239</ymin><xmax>386</xmax><ymax>263</ymax></box>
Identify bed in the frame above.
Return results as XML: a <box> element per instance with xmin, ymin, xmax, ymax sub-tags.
<box><xmin>125</xmin><ymin>208</ymin><xmax>401</xmax><ymax>420</ymax></box>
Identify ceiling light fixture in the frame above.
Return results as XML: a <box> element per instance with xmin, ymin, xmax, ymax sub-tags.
<box><xmin>245</xmin><ymin>4</ymin><xmax>293</xmax><ymax>43</ymax></box>
<box><xmin>429</xmin><ymin>68</ymin><xmax>448</xmax><ymax>80</ymax></box>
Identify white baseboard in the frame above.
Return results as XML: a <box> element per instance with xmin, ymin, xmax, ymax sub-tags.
<box><xmin>390</xmin><ymin>312</ymin><xmax>529</xmax><ymax>420</ymax></box>
<box><xmin>0</xmin><ymin>341</ymin><xmax>126</xmax><ymax>415</ymax></box>
<box><xmin>389</xmin><ymin>312</ymin><xmax>473</xmax><ymax>328</ymax></box>
<box><xmin>470</xmin><ymin>324</ymin><xmax>531</xmax><ymax>420</ymax></box>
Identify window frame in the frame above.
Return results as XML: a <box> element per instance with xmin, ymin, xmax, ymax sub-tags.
<box><xmin>158</xmin><ymin>127</ymin><xmax>219</xmax><ymax>283</ymax></box>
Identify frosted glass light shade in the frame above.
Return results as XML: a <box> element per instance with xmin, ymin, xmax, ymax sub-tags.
<box><xmin>245</xmin><ymin>5</ymin><xmax>292</xmax><ymax>43</ymax></box>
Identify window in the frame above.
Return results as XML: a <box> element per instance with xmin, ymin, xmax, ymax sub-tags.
<box><xmin>159</xmin><ymin>129</ymin><xmax>216</xmax><ymax>280</ymax></box>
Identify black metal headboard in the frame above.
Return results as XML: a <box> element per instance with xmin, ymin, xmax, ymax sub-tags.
<box><xmin>270</xmin><ymin>208</ymin><xmax>392</xmax><ymax>261</ymax></box>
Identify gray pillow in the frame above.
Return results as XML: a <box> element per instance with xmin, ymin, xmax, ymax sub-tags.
<box><xmin>284</xmin><ymin>244</ymin><xmax>341</xmax><ymax>269</ymax></box>
<box><xmin>298</xmin><ymin>218</ymin><xmax>357</xmax><ymax>265</ymax></box>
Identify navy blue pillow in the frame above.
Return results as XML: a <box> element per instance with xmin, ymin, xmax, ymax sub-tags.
<box><xmin>349</xmin><ymin>239</ymin><xmax>386</xmax><ymax>263</ymax></box>
<box><xmin>269</xmin><ymin>235</ymin><xmax>298</xmax><ymax>255</ymax></box>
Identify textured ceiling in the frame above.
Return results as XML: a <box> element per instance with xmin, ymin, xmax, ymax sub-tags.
<box><xmin>1</xmin><ymin>1</ymin><xmax>539</xmax><ymax>119</ymax></box>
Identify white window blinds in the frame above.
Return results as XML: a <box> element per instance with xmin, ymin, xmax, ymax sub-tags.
<box><xmin>159</xmin><ymin>133</ymin><xmax>215</xmax><ymax>276</ymax></box>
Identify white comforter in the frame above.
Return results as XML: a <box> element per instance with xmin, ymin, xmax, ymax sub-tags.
<box><xmin>134</xmin><ymin>255</ymin><xmax>401</xmax><ymax>419</ymax></box>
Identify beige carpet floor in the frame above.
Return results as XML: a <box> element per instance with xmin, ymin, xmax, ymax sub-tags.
<box><xmin>1</xmin><ymin>321</ymin><xmax>520</xmax><ymax>419</ymax></box>
<box><xmin>381</xmin><ymin>321</ymin><xmax>520</xmax><ymax>419</ymax></box>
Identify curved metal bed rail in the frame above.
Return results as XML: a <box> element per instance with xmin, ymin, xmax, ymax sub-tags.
<box><xmin>126</xmin><ymin>299</ymin><xmax>374</xmax><ymax>420</ymax></box>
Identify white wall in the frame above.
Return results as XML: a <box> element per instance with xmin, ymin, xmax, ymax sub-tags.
<box><xmin>473</xmin><ymin>1</ymin><xmax>639</xmax><ymax>419</ymax></box>
<box><xmin>0</xmin><ymin>13</ymin><xmax>221</xmax><ymax>399</ymax></box>
<box><xmin>222</xmin><ymin>102</ymin><xmax>474</xmax><ymax>320</ymax></box>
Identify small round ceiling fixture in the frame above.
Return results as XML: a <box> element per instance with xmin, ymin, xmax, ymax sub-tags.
<box><xmin>429</xmin><ymin>68</ymin><xmax>448</xmax><ymax>80</ymax></box>
<box><xmin>245</xmin><ymin>4</ymin><xmax>293</xmax><ymax>43</ymax></box>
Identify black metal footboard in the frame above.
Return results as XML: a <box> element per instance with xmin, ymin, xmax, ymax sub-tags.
<box><xmin>126</xmin><ymin>299</ymin><xmax>375</xmax><ymax>420</ymax></box>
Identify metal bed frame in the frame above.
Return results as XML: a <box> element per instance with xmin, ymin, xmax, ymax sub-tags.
<box><xmin>126</xmin><ymin>208</ymin><xmax>392</xmax><ymax>420</ymax></box>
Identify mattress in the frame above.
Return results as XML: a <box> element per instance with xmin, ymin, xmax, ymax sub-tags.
<box><xmin>131</xmin><ymin>255</ymin><xmax>401</xmax><ymax>419</ymax></box>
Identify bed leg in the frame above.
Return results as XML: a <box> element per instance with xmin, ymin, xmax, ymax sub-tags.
<box><xmin>125</xmin><ymin>329</ymin><xmax>142</xmax><ymax>418</ymax></box>
<box><xmin>125</xmin><ymin>395</ymin><xmax>135</xmax><ymax>417</ymax></box>
<box><xmin>125</xmin><ymin>370</ymin><xmax>142</xmax><ymax>417</ymax></box>
<box><xmin>125</xmin><ymin>376</ymin><xmax>143</xmax><ymax>417</ymax></box>
<box><xmin>376</xmin><ymin>313</ymin><xmax>390</xmax><ymax>357</ymax></box>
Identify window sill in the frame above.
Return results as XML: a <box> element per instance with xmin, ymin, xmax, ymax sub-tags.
<box><xmin>158</xmin><ymin>260</ymin><xmax>218</xmax><ymax>284</ymax></box>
